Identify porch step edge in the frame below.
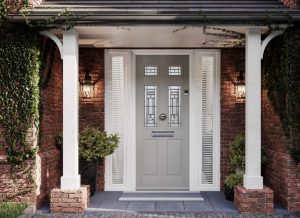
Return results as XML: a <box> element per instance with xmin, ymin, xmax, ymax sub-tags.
<box><xmin>119</xmin><ymin>197</ymin><xmax>204</xmax><ymax>201</ymax></box>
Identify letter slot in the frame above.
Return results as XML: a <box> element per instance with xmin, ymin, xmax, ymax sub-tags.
<box><xmin>152</xmin><ymin>131</ymin><xmax>175</xmax><ymax>137</ymax></box>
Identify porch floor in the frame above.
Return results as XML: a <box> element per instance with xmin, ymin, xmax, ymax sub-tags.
<box><xmin>88</xmin><ymin>191</ymin><xmax>235</xmax><ymax>213</ymax></box>
<box><xmin>36</xmin><ymin>191</ymin><xmax>291</xmax><ymax>216</ymax></box>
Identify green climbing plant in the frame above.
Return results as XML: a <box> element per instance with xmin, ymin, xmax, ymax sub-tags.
<box><xmin>0</xmin><ymin>24</ymin><xmax>41</xmax><ymax>164</ymax></box>
<box><xmin>263</xmin><ymin>27</ymin><xmax>300</xmax><ymax>164</ymax></box>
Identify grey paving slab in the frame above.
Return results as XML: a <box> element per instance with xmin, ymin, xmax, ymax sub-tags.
<box><xmin>204</xmin><ymin>191</ymin><xmax>237</xmax><ymax>212</ymax></box>
<box><xmin>156</xmin><ymin>202</ymin><xmax>184</xmax><ymax>212</ymax></box>
<box><xmin>90</xmin><ymin>192</ymin><xmax>110</xmax><ymax>208</ymax></box>
<box><xmin>127</xmin><ymin>202</ymin><xmax>156</xmax><ymax>211</ymax></box>
<box><xmin>105</xmin><ymin>191</ymin><xmax>123</xmax><ymax>201</ymax></box>
<box><xmin>99</xmin><ymin>200</ymin><xmax>129</xmax><ymax>210</ymax></box>
<box><xmin>183</xmin><ymin>202</ymin><xmax>214</xmax><ymax>212</ymax></box>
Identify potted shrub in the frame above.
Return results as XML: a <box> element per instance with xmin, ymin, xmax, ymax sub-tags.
<box><xmin>224</xmin><ymin>173</ymin><xmax>243</xmax><ymax>201</ymax></box>
<box><xmin>224</xmin><ymin>133</ymin><xmax>267</xmax><ymax>201</ymax></box>
<box><xmin>56</xmin><ymin>127</ymin><xmax>119</xmax><ymax>196</ymax></box>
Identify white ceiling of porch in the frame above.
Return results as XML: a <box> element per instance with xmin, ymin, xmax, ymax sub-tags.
<box><xmin>51</xmin><ymin>25</ymin><xmax>269</xmax><ymax>48</ymax></box>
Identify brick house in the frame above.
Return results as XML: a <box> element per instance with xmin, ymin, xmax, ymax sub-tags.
<box><xmin>0</xmin><ymin>0</ymin><xmax>300</xmax><ymax>215</ymax></box>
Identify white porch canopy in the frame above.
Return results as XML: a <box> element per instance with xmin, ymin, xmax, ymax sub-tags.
<box><xmin>43</xmin><ymin>25</ymin><xmax>282</xmax><ymax>190</ymax></box>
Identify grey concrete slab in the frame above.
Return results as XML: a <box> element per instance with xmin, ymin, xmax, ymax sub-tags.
<box><xmin>105</xmin><ymin>191</ymin><xmax>123</xmax><ymax>201</ymax></box>
<box><xmin>127</xmin><ymin>201</ymin><xmax>156</xmax><ymax>211</ymax></box>
<box><xmin>89</xmin><ymin>192</ymin><xmax>110</xmax><ymax>208</ymax></box>
<box><xmin>183</xmin><ymin>201</ymin><xmax>214</xmax><ymax>212</ymax></box>
<box><xmin>156</xmin><ymin>202</ymin><xmax>184</xmax><ymax>212</ymax></box>
<box><xmin>99</xmin><ymin>200</ymin><xmax>129</xmax><ymax>210</ymax></box>
<box><xmin>204</xmin><ymin>191</ymin><xmax>237</xmax><ymax>212</ymax></box>
<box><xmin>275</xmin><ymin>203</ymin><xmax>290</xmax><ymax>215</ymax></box>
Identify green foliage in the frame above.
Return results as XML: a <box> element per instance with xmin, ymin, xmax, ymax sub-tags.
<box><xmin>229</xmin><ymin>134</ymin><xmax>245</xmax><ymax>172</ymax></box>
<box><xmin>0</xmin><ymin>24</ymin><xmax>41</xmax><ymax>164</ymax></box>
<box><xmin>0</xmin><ymin>202</ymin><xmax>27</xmax><ymax>218</ymax></box>
<box><xmin>56</xmin><ymin>127</ymin><xmax>119</xmax><ymax>161</ymax></box>
<box><xmin>223</xmin><ymin>173</ymin><xmax>243</xmax><ymax>201</ymax></box>
<box><xmin>0</xmin><ymin>1</ymin><xmax>8</xmax><ymax>24</ymax></box>
<box><xmin>263</xmin><ymin>27</ymin><xmax>300</xmax><ymax>163</ymax></box>
<box><xmin>229</xmin><ymin>134</ymin><xmax>267</xmax><ymax>173</ymax></box>
<box><xmin>224</xmin><ymin>173</ymin><xmax>243</xmax><ymax>190</ymax></box>
<box><xmin>0</xmin><ymin>0</ymin><xmax>29</xmax><ymax>26</ymax></box>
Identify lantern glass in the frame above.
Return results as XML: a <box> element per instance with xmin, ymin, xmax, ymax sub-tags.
<box><xmin>81</xmin><ymin>83</ymin><xmax>93</xmax><ymax>98</ymax></box>
<box><xmin>236</xmin><ymin>82</ymin><xmax>245</xmax><ymax>99</ymax></box>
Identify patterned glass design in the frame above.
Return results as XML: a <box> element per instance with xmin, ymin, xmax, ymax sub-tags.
<box><xmin>144</xmin><ymin>86</ymin><xmax>157</xmax><ymax>127</ymax></box>
<box><xmin>168</xmin><ymin>66</ymin><xmax>182</xmax><ymax>76</ymax></box>
<box><xmin>168</xmin><ymin>86</ymin><xmax>181</xmax><ymax>127</ymax></box>
<box><xmin>145</xmin><ymin>66</ymin><xmax>158</xmax><ymax>76</ymax></box>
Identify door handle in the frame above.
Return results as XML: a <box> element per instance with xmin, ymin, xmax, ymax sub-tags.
<box><xmin>152</xmin><ymin>131</ymin><xmax>174</xmax><ymax>137</ymax></box>
<box><xmin>159</xmin><ymin>113</ymin><xmax>167</xmax><ymax>121</ymax></box>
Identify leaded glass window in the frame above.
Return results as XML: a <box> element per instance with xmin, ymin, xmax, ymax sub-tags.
<box><xmin>168</xmin><ymin>86</ymin><xmax>181</xmax><ymax>127</ymax></box>
<box><xmin>144</xmin><ymin>86</ymin><xmax>157</xmax><ymax>127</ymax></box>
<box><xmin>168</xmin><ymin>66</ymin><xmax>182</xmax><ymax>76</ymax></box>
<box><xmin>145</xmin><ymin>66</ymin><xmax>158</xmax><ymax>76</ymax></box>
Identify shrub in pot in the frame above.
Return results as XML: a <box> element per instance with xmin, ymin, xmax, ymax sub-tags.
<box><xmin>225</xmin><ymin>133</ymin><xmax>267</xmax><ymax>201</ymax></box>
<box><xmin>56</xmin><ymin>127</ymin><xmax>119</xmax><ymax>196</ymax></box>
<box><xmin>224</xmin><ymin>173</ymin><xmax>243</xmax><ymax>201</ymax></box>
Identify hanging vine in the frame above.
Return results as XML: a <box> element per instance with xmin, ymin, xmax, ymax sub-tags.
<box><xmin>0</xmin><ymin>24</ymin><xmax>41</xmax><ymax>164</ymax></box>
<box><xmin>263</xmin><ymin>27</ymin><xmax>300</xmax><ymax>164</ymax></box>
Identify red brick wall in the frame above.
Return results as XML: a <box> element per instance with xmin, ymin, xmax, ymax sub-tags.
<box><xmin>220</xmin><ymin>48</ymin><xmax>245</xmax><ymax>187</ymax></box>
<box><xmin>36</xmin><ymin>46</ymin><xmax>63</xmax><ymax>208</ymax></box>
<box><xmin>262</xmin><ymin>90</ymin><xmax>300</xmax><ymax>211</ymax></box>
<box><xmin>79</xmin><ymin>48</ymin><xmax>105</xmax><ymax>191</ymax></box>
<box><xmin>0</xmin><ymin>161</ymin><xmax>36</xmax><ymax>204</ymax></box>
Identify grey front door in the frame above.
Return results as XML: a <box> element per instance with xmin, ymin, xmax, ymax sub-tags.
<box><xmin>136</xmin><ymin>55</ymin><xmax>189</xmax><ymax>190</ymax></box>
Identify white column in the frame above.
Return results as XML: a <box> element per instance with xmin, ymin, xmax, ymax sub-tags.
<box><xmin>244</xmin><ymin>27</ymin><xmax>264</xmax><ymax>190</ymax></box>
<box><xmin>61</xmin><ymin>29</ymin><xmax>80</xmax><ymax>190</ymax></box>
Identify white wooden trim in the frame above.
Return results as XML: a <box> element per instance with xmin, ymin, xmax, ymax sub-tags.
<box><xmin>261</xmin><ymin>30</ymin><xmax>284</xmax><ymax>59</ymax></box>
<box><xmin>194</xmin><ymin>50</ymin><xmax>221</xmax><ymax>191</ymax></box>
<box><xmin>105</xmin><ymin>49</ymin><xmax>221</xmax><ymax>191</ymax></box>
<box><xmin>40</xmin><ymin>31</ymin><xmax>63</xmax><ymax>59</ymax></box>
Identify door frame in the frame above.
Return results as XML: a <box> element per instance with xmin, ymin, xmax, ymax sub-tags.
<box><xmin>105</xmin><ymin>49</ymin><xmax>221</xmax><ymax>192</ymax></box>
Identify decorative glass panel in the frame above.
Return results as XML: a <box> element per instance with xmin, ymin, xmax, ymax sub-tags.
<box><xmin>201</xmin><ymin>56</ymin><xmax>214</xmax><ymax>185</ymax></box>
<box><xmin>168</xmin><ymin>86</ymin><xmax>181</xmax><ymax>127</ymax></box>
<box><xmin>144</xmin><ymin>86</ymin><xmax>157</xmax><ymax>127</ymax></box>
<box><xmin>145</xmin><ymin>66</ymin><xmax>158</xmax><ymax>76</ymax></box>
<box><xmin>168</xmin><ymin>66</ymin><xmax>182</xmax><ymax>76</ymax></box>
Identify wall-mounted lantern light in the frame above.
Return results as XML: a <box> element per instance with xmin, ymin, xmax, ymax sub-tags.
<box><xmin>235</xmin><ymin>70</ymin><xmax>245</xmax><ymax>99</ymax></box>
<box><xmin>80</xmin><ymin>68</ymin><xmax>100</xmax><ymax>98</ymax></box>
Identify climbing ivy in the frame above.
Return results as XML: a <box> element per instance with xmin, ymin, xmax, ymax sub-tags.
<box><xmin>263</xmin><ymin>27</ymin><xmax>300</xmax><ymax>164</ymax></box>
<box><xmin>0</xmin><ymin>24</ymin><xmax>41</xmax><ymax>164</ymax></box>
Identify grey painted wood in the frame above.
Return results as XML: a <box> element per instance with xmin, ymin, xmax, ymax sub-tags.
<box><xmin>136</xmin><ymin>55</ymin><xmax>189</xmax><ymax>190</ymax></box>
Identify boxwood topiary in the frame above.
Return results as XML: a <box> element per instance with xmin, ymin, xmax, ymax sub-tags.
<box><xmin>55</xmin><ymin>127</ymin><xmax>119</xmax><ymax>160</ymax></box>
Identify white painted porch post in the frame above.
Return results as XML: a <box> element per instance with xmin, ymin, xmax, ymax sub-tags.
<box><xmin>61</xmin><ymin>29</ymin><xmax>81</xmax><ymax>190</ymax></box>
<box><xmin>244</xmin><ymin>27</ymin><xmax>264</xmax><ymax>190</ymax></box>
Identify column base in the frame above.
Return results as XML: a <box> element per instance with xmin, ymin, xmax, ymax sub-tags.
<box><xmin>234</xmin><ymin>185</ymin><xmax>274</xmax><ymax>214</ymax></box>
<box><xmin>50</xmin><ymin>185</ymin><xmax>90</xmax><ymax>214</ymax></box>
<box><xmin>243</xmin><ymin>175</ymin><xmax>263</xmax><ymax>189</ymax></box>
<box><xmin>61</xmin><ymin>175</ymin><xmax>81</xmax><ymax>190</ymax></box>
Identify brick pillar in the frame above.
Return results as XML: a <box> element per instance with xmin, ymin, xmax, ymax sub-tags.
<box><xmin>50</xmin><ymin>185</ymin><xmax>90</xmax><ymax>214</ymax></box>
<box><xmin>234</xmin><ymin>185</ymin><xmax>274</xmax><ymax>214</ymax></box>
